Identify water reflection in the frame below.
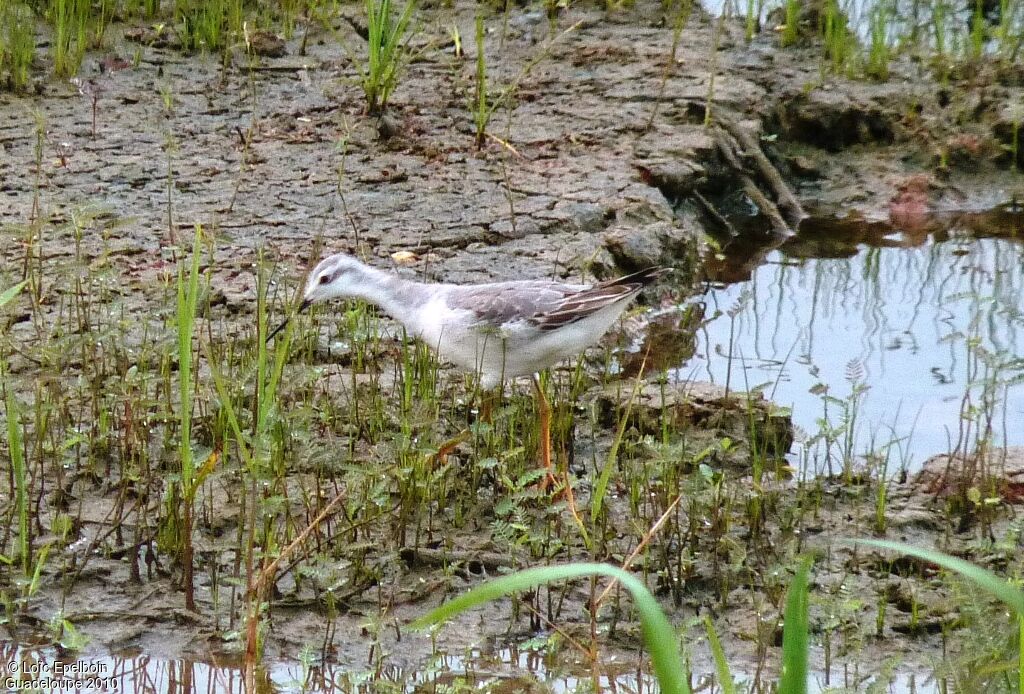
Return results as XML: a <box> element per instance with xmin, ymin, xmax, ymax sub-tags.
<box><xmin>685</xmin><ymin>209</ymin><xmax>1024</xmax><ymax>471</ymax></box>
<box><xmin>0</xmin><ymin>641</ymin><xmax>938</xmax><ymax>693</ymax></box>
<box><xmin>701</xmin><ymin>0</ymin><xmax>984</xmax><ymax>44</ymax></box>
<box><xmin>0</xmin><ymin>642</ymin><xmax>655</xmax><ymax>693</ymax></box>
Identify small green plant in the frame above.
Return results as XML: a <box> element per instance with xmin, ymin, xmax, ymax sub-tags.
<box><xmin>545</xmin><ymin>0</ymin><xmax>567</xmax><ymax>29</ymax></box>
<box><xmin>48</xmin><ymin>612</ymin><xmax>89</xmax><ymax>651</ymax></box>
<box><xmin>157</xmin><ymin>227</ymin><xmax>208</xmax><ymax>611</ymax></box>
<box><xmin>646</xmin><ymin>0</ymin><xmax>692</xmax><ymax>130</ymax></box>
<box><xmin>781</xmin><ymin>0</ymin><xmax>799</xmax><ymax>47</ymax></box>
<box><xmin>969</xmin><ymin>0</ymin><xmax>985</xmax><ymax>62</ymax></box>
<box><xmin>467</xmin><ymin>18</ymin><xmax>578</xmax><ymax>148</ymax></box>
<box><xmin>0</xmin><ymin>280</ymin><xmax>33</xmax><ymax>576</ymax></box>
<box><xmin>873</xmin><ymin>459</ymin><xmax>889</xmax><ymax>534</ymax></box>
<box><xmin>865</xmin><ymin>4</ymin><xmax>892</xmax><ymax>80</ymax></box>
<box><xmin>4</xmin><ymin>367</ymin><xmax>30</xmax><ymax>577</ymax></box>
<box><xmin>360</xmin><ymin>0</ymin><xmax>416</xmax><ymax>115</ymax></box>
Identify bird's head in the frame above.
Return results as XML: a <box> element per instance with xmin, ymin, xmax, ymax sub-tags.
<box><xmin>299</xmin><ymin>253</ymin><xmax>368</xmax><ymax>311</ymax></box>
<box><xmin>267</xmin><ymin>253</ymin><xmax>368</xmax><ymax>342</ymax></box>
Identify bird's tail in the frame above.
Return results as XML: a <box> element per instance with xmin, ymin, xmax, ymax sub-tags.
<box><xmin>603</xmin><ymin>266</ymin><xmax>668</xmax><ymax>290</ymax></box>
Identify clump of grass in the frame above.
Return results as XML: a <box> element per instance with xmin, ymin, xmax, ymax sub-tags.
<box><xmin>1</xmin><ymin>3</ymin><xmax>36</xmax><ymax>92</ymax></box>
<box><xmin>744</xmin><ymin>0</ymin><xmax>758</xmax><ymax>42</ymax></box>
<box><xmin>175</xmin><ymin>0</ymin><xmax>245</xmax><ymax>55</ymax></box>
<box><xmin>360</xmin><ymin>0</ymin><xmax>416</xmax><ymax>115</ymax></box>
<box><xmin>207</xmin><ymin>253</ymin><xmax>295</xmax><ymax>666</ymax></box>
<box><xmin>48</xmin><ymin>0</ymin><xmax>90</xmax><ymax>78</ymax></box>
<box><xmin>820</xmin><ymin>0</ymin><xmax>854</xmax><ymax>74</ymax></box>
<box><xmin>996</xmin><ymin>0</ymin><xmax>1023</xmax><ymax>63</ymax></box>
<box><xmin>968</xmin><ymin>0</ymin><xmax>986</xmax><ymax>62</ymax></box>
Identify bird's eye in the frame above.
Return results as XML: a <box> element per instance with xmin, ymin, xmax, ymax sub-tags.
<box><xmin>319</xmin><ymin>274</ymin><xmax>330</xmax><ymax>285</ymax></box>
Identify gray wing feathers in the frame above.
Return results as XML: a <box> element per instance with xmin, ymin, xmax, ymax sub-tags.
<box><xmin>446</xmin><ymin>268</ymin><xmax>663</xmax><ymax>334</ymax></box>
<box><xmin>446</xmin><ymin>282</ymin><xmax>578</xmax><ymax>330</ymax></box>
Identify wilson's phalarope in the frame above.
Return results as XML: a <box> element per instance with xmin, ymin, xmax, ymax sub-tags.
<box><xmin>270</xmin><ymin>253</ymin><xmax>664</xmax><ymax>485</ymax></box>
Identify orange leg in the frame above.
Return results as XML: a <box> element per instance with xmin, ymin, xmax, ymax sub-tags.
<box><xmin>532</xmin><ymin>375</ymin><xmax>559</xmax><ymax>490</ymax></box>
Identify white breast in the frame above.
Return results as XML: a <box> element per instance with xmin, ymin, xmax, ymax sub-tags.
<box><xmin>399</xmin><ymin>291</ymin><xmax>634</xmax><ymax>389</ymax></box>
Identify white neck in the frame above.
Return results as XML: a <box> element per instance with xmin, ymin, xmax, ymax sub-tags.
<box><xmin>346</xmin><ymin>263</ymin><xmax>426</xmax><ymax>328</ymax></box>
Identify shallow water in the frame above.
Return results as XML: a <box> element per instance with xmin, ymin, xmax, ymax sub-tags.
<box><xmin>682</xmin><ymin>208</ymin><xmax>1024</xmax><ymax>471</ymax></box>
<box><xmin>0</xmin><ymin>642</ymin><xmax>939</xmax><ymax>693</ymax></box>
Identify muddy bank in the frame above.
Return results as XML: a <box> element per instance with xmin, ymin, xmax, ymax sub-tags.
<box><xmin>2</xmin><ymin>0</ymin><xmax>1024</xmax><ymax>687</ymax></box>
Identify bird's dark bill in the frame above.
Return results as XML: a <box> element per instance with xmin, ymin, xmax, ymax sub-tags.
<box><xmin>266</xmin><ymin>317</ymin><xmax>291</xmax><ymax>342</ymax></box>
<box><xmin>266</xmin><ymin>299</ymin><xmax>312</xmax><ymax>343</ymax></box>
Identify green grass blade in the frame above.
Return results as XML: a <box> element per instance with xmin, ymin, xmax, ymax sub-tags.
<box><xmin>704</xmin><ymin>614</ymin><xmax>736</xmax><ymax>694</ymax></box>
<box><xmin>778</xmin><ymin>556</ymin><xmax>812</xmax><ymax>694</ymax></box>
<box><xmin>412</xmin><ymin>562</ymin><xmax>691</xmax><ymax>694</ymax></box>
<box><xmin>855</xmin><ymin>539</ymin><xmax>1024</xmax><ymax>615</ymax></box>
<box><xmin>204</xmin><ymin>341</ymin><xmax>253</xmax><ymax>466</ymax></box>
<box><xmin>5</xmin><ymin>383</ymin><xmax>29</xmax><ymax>576</ymax></box>
<box><xmin>177</xmin><ymin>226</ymin><xmax>203</xmax><ymax>494</ymax></box>
<box><xmin>1019</xmin><ymin>614</ymin><xmax>1024</xmax><ymax>694</ymax></box>
<box><xmin>0</xmin><ymin>281</ymin><xmax>27</xmax><ymax>309</ymax></box>
<box><xmin>593</xmin><ymin>374</ymin><xmax>644</xmax><ymax>518</ymax></box>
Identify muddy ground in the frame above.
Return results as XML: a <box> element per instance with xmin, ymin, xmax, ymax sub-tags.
<box><xmin>3</xmin><ymin>0</ymin><xmax>1024</xmax><ymax>688</ymax></box>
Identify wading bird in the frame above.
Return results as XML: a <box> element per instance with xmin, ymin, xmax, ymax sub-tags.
<box><xmin>270</xmin><ymin>253</ymin><xmax>663</xmax><ymax>487</ymax></box>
